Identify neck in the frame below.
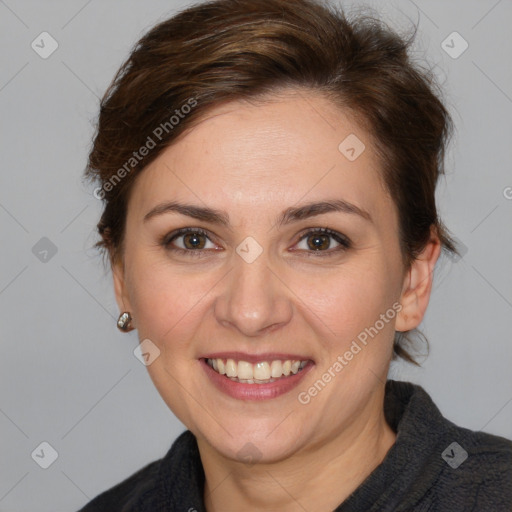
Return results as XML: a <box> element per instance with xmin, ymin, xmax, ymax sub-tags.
<box><xmin>199</xmin><ymin>391</ymin><xmax>396</xmax><ymax>512</ymax></box>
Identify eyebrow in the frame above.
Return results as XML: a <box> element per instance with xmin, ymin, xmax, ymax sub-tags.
<box><xmin>143</xmin><ymin>199</ymin><xmax>372</xmax><ymax>227</ymax></box>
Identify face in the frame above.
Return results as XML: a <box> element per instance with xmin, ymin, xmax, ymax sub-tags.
<box><xmin>113</xmin><ymin>89</ymin><xmax>437</xmax><ymax>464</ymax></box>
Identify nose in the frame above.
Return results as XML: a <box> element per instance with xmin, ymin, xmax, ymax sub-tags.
<box><xmin>213</xmin><ymin>252</ymin><xmax>293</xmax><ymax>338</ymax></box>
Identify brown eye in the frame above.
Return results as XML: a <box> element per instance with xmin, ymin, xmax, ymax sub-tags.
<box><xmin>182</xmin><ymin>232</ymin><xmax>207</xmax><ymax>249</ymax></box>
<box><xmin>294</xmin><ymin>228</ymin><xmax>351</xmax><ymax>256</ymax></box>
<box><xmin>306</xmin><ymin>233</ymin><xmax>331</xmax><ymax>251</ymax></box>
<box><xmin>163</xmin><ymin>228</ymin><xmax>217</xmax><ymax>255</ymax></box>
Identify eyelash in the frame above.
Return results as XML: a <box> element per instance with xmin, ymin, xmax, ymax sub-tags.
<box><xmin>161</xmin><ymin>227</ymin><xmax>351</xmax><ymax>258</ymax></box>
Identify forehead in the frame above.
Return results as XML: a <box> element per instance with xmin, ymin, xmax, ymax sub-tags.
<box><xmin>129</xmin><ymin>90</ymin><xmax>393</xmax><ymax>225</ymax></box>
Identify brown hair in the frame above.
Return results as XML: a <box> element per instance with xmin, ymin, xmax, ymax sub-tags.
<box><xmin>84</xmin><ymin>0</ymin><xmax>459</xmax><ymax>364</ymax></box>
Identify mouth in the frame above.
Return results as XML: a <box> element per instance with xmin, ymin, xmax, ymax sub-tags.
<box><xmin>204</xmin><ymin>357</ymin><xmax>309</xmax><ymax>384</ymax></box>
<box><xmin>200</xmin><ymin>354</ymin><xmax>314</xmax><ymax>400</ymax></box>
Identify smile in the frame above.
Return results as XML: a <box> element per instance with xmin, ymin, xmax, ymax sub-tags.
<box><xmin>206</xmin><ymin>358</ymin><xmax>308</xmax><ymax>384</ymax></box>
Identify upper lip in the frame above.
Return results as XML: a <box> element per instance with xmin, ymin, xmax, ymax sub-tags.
<box><xmin>200</xmin><ymin>351</ymin><xmax>314</xmax><ymax>364</ymax></box>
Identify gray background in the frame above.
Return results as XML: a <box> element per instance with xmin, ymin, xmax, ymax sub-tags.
<box><xmin>1</xmin><ymin>0</ymin><xmax>511</xmax><ymax>510</ymax></box>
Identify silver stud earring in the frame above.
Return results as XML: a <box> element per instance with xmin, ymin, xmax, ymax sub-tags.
<box><xmin>117</xmin><ymin>312</ymin><xmax>133</xmax><ymax>332</ymax></box>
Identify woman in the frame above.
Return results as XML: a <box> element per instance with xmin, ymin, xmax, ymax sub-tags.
<box><xmin>79</xmin><ymin>0</ymin><xmax>512</xmax><ymax>510</ymax></box>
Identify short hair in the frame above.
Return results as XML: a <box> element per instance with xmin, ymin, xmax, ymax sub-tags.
<box><xmin>85</xmin><ymin>0</ymin><xmax>459</xmax><ymax>364</ymax></box>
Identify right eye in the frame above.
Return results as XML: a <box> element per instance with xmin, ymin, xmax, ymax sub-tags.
<box><xmin>162</xmin><ymin>227</ymin><xmax>220</xmax><ymax>257</ymax></box>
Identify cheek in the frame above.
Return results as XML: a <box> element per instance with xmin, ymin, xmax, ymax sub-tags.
<box><xmin>293</xmin><ymin>262</ymin><xmax>398</xmax><ymax>352</ymax></box>
<box><xmin>126</xmin><ymin>255</ymin><xmax>215</xmax><ymax>343</ymax></box>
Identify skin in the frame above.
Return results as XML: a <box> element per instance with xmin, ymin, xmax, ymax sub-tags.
<box><xmin>112</xmin><ymin>88</ymin><xmax>441</xmax><ymax>511</ymax></box>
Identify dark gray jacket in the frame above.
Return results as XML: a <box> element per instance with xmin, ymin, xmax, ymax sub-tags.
<box><xmin>78</xmin><ymin>380</ymin><xmax>512</xmax><ymax>511</ymax></box>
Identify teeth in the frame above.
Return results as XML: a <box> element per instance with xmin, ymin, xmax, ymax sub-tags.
<box><xmin>254</xmin><ymin>361</ymin><xmax>270</xmax><ymax>380</ymax></box>
<box><xmin>238</xmin><ymin>360</ymin><xmax>253</xmax><ymax>380</ymax></box>
<box><xmin>225</xmin><ymin>359</ymin><xmax>237</xmax><ymax>377</ymax></box>
<box><xmin>206</xmin><ymin>357</ymin><xmax>309</xmax><ymax>383</ymax></box>
<box><xmin>270</xmin><ymin>360</ymin><xmax>282</xmax><ymax>378</ymax></box>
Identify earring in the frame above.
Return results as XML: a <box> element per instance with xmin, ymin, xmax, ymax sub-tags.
<box><xmin>117</xmin><ymin>312</ymin><xmax>134</xmax><ymax>332</ymax></box>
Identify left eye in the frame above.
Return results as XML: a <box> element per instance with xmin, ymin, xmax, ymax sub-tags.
<box><xmin>165</xmin><ymin>228</ymin><xmax>216</xmax><ymax>251</ymax></box>
<box><xmin>294</xmin><ymin>228</ymin><xmax>350</xmax><ymax>254</ymax></box>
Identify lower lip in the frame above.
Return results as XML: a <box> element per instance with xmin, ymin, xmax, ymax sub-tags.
<box><xmin>200</xmin><ymin>358</ymin><xmax>314</xmax><ymax>401</ymax></box>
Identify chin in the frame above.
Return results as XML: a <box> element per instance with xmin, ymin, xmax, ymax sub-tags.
<box><xmin>192</xmin><ymin>413</ymin><xmax>308</xmax><ymax>464</ymax></box>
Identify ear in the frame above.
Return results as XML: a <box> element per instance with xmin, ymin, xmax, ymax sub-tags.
<box><xmin>395</xmin><ymin>226</ymin><xmax>442</xmax><ymax>332</ymax></box>
<box><xmin>112</xmin><ymin>257</ymin><xmax>134</xmax><ymax>322</ymax></box>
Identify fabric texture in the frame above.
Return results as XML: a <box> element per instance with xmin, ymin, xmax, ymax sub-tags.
<box><xmin>78</xmin><ymin>380</ymin><xmax>512</xmax><ymax>511</ymax></box>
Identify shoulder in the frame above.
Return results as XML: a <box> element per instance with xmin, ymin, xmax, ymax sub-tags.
<box><xmin>428</xmin><ymin>423</ymin><xmax>512</xmax><ymax>508</ymax></box>
<box><xmin>77</xmin><ymin>430</ymin><xmax>199</xmax><ymax>512</ymax></box>
<box><xmin>77</xmin><ymin>458</ymin><xmax>162</xmax><ymax>512</ymax></box>
<box><xmin>386</xmin><ymin>380</ymin><xmax>512</xmax><ymax>510</ymax></box>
